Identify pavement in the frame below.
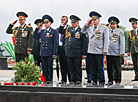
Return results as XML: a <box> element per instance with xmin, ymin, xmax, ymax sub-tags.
<box><xmin>0</xmin><ymin>70</ymin><xmax>135</xmax><ymax>85</ymax></box>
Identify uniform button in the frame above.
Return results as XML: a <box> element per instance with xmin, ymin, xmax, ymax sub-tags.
<box><xmin>46</xmin><ymin>44</ymin><xmax>47</xmax><ymax>46</ymax></box>
<box><xmin>69</xmin><ymin>43</ymin><xmax>70</xmax><ymax>45</ymax></box>
<box><xmin>43</xmin><ymin>42</ymin><xmax>44</xmax><ymax>43</ymax></box>
<box><xmin>94</xmin><ymin>39</ymin><xmax>96</xmax><ymax>40</ymax></box>
<box><xmin>16</xmin><ymin>44</ymin><xmax>17</xmax><ymax>45</ymax></box>
<box><xmin>69</xmin><ymin>46</ymin><xmax>70</xmax><ymax>48</ymax></box>
<box><xmin>94</xmin><ymin>42</ymin><xmax>95</xmax><ymax>44</ymax></box>
<box><xmin>46</xmin><ymin>47</ymin><xmax>47</xmax><ymax>49</ymax></box>
<box><xmin>20</xmin><ymin>44</ymin><xmax>21</xmax><ymax>46</ymax></box>
<box><xmin>90</xmin><ymin>44</ymin><xmax>91</xmax><ymax>46</ymax></box>
<box><xmin>20</xmin><ymin>41</ymin><xmax>21</xmax><ymax>42</ymax></box>
<box><xmin>94</xmin><ymin>45</ymin><xmax>95</xmax><ymax>47</ymax></box>
<box><xmin>36</xmin><ymin>43</ymin><xmax>37</xmax><ymax>45</ymax></box>
<box><xmin>111</xmin><ymin>47</ymin><xmax>112</xmax><ymax>48</ymax></box>
<box><xmin>46</xmin><ymin>41</ymin><xmax>47</xmax><ymax>43</ymax></box>
<box><xmin>90</xmin><ymin>41</ymin><xmax>91</xmax><ymax>43</ymax></box>
<box><xmin>20</xmin><ymin>38</ymin><xmax>22</xmax><ymax>39</ymax></box>
<box><xmin>42</xmin><ymin>47</ymin><xmax>44</xmax><ymax>49</ymax></box>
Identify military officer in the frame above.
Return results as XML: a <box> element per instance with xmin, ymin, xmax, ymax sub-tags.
<box><xmin>128</xmin><ymin>18</ymin><xmax>138</xmax><ymax>81</ymax></box>
<box><xmin>32</xmin><ymin>19</ymin><xmax>43</xmax><ymax>66</ymax></box>
<box><xmin>59</xmin><ymin>15</ymin><xmax>88</xmax><ymax>85</ymax></box>
<box><xmin>106</xmin><ymin>16</ymin><xmax>125</xmax><ymax>86</ymax></box>
<box><xmin>6</xmin><ymin>11</ymin><xmax>33</xmax><ymax>62</ymax></box>
<box><xmin>33</xmin><ymin>15</ymin><xmax>58</xmax><ymax>84</ymax></box>
<box><xmin>82</xmin><ymin>11</ymin><xmax>109</xmax><ymax>85</ymax></box>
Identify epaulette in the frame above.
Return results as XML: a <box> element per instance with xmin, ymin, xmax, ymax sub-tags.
<box><xmin>129</xmin><ymin>29</ymin><xmax>133</xmax><ymax>32</ymax></box>
<box><xmin>101</xmin><ymin>25</ymin><xmax>106</xmax><ymax>27</ymax></box>
<box><xmin>117</xmin><ymin>28</ymin><xmax>122</xmax><ymax>31</ymax></box>
<box><xmin>27</xmin><ymin>25</ymin><xmax>32</xmax><ymax>27</ymax></box>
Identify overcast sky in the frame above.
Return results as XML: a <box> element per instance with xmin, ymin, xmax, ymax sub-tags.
<box><xmin>0</xmin><ymin>0</ymin><xmax>138</xmax><ymax>43</ymax></box>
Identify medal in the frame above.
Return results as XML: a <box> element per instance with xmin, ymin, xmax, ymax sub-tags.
<box><xmin>75</xmin><ymin>32</ymin><xmax>80</xmax><ymax>38</ymax></box>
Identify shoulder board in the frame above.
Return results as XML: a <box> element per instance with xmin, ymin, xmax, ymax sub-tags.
<box><xmin>101</xmin><ymin>25</ymin><xmax>106</xmax><ymax>27</ymax></box>
<box><xmin>117</xmin><ymin>28</ymin><xmax>122</xmax><ymax>31</ymax></box>
<box><xmin>27</xmin><ymin>25</ymin><xmax>32</xmax><ymax>27</ymax></box>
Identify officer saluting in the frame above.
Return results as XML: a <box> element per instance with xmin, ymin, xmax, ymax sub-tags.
<box><xmin>82</xmin><ymin>11</ymin><xmax>109</xmax><ymax>86</ymax></box>
<box><xmin>106</xmin><ymin>16</ymin><xmax>125</xmax><ymax>86</ymax></box>
<box><xmin>6</xmin><ymin>11</ymin><xmax>33</xmax><ymax>62</ymax></box>
<box><xmin>59</xmin><ymin>15</ymin><xmax>88</xmax><ymax>85</ymax></box>
<box><xmin>32</xmin><ymin>19</ymin><xmax>43</xmax><ymax>66</ymax></box>
<box><xmin>33</xmin><ymin>15</ymin><xmax>58</xmax><ymax>84</ymax></box>
<box><xmin>128</xmin><ymin>18</ymin><xmax>138</xmax><ymax>81</ymax></box>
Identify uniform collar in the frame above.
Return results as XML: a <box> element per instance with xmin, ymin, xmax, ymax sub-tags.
<box><xmin>46</xmin><ymin>27</ymin><xmax>50</xmax><ymax>31</ymax></box>
<box><xmin>20</xmin><ymin>24</ymin><xmax>26</xmax><ymax>28</ymax></box>
<box><xmin>94</xmin><ymin>24</ymin><xmax>100</xmax><ymax>29</ymax></box>
<box><xmin>112</xmin><ymin>28</ymin><xmax>117</xmax><ymax>32</ymax></box>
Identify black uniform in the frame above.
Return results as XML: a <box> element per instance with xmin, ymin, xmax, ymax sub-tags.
<box><xmin>57</xmin><ymin>25</ymin><xmax>71</xmax><ymax>83</ymax></box>
<box><xmin>59</xmin><ymin>15</ymin><xmax>88</xmax><ymax>84</ymax></box>
<box><xmin>32</xmin><ymin>19</ymin><xmax>42</xmax><ymax>66</ymax></box>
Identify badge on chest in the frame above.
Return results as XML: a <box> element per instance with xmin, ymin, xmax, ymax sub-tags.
<box><xmin>75</xmin><ymin>32</ymin><xmax>80</xmax><ymax>38</ymax></box>
<box><xmin>112</xmin><ymin>32</ymin><xmax>119</xmax><ymax>42</ymax></box>
<box><xmin>46</xmin><ymin>33</ymin><xmax>53</xmax><ymax>37</ymax></box>
<box><xmin>21</xmin><ymin>29</ymin><xmax>28</xmax><ymax>37</ymax></box>
<box><xmin>95</xmin><ymin>29</ymin><xmax>101</xmax><ymax>40</ymax></box>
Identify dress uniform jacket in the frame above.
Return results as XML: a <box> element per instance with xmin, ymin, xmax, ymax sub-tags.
<box><xmin>32</xmin><ymin>38</ymin><xmax>41</xmax><ymax>56</ymax></box>
<box><xmin>59</xmin><ymin>26</ymin><xmax>88</xmax><ymax>57</ymax></box>
<box><xmin>81</xmin><ymin>24</ymin><xmax>109</xmax><ymax>54</ymax></box>
<box><xmin>128</xmin><ymin>29</ymin><xmax>138</xmax><ymax>54</ymax></box>
<box><xmin>6</xmin><ymin>24</ymin><xmax>33</xmax><ymax>54</ymax></box>
<box><xmin>107</xmin><ymin>28</ymin><xmax>125</xmax><ymax>56</ymax></box>
<box><xmin>33</xmin><ymin>27</ymin><xmax>58</xmax><ymax>56</ymax></box>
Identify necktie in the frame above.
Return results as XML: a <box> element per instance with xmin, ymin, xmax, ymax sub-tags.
<box><xmin>60</xmin><ymin>34</ymin><xmax>63</xmax><ymax>42</ymax></box>
<box><xmin>93</xmin><ymin>26</ymin><xmax>97</xmax><ymax>32</ymax></box>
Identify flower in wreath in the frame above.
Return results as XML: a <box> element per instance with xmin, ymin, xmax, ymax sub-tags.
<box><xmin>32</xmin><ymin>82</ymin><xmax>37</xmax><ymax>86</ymax></box>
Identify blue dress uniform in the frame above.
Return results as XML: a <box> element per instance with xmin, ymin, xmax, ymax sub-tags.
<box><xmin>106</xmin><ymin>16</ymin><xmax>125</xmax><ymax>85</ymax></box>
<box><xmin>59</xmin><ymin>15</ymin><xmax>88</xmax><ymax>85</ymax></box>
<box><xmin>6</xmin><ymin>12</ymin><xmax>33</xmax><ymax>62</ymax></box>
<box><xmin>82</xmin><ymin>11</ymin><xmax>109</xmax><ymax>85</ymax></box>
<box><xmin>32</xmin><ymin>19</ymin><xmax>42</xmax><ymax>66</ymax></box>
<box><xmin>33</xmin><ymin>15</ymin><xmax>58</xmax><ymax>83</ymax></box>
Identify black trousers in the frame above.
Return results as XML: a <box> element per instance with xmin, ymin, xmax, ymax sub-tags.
<box><xmin>89</xmin><ymin>54</ymin><xmax>104</xmax><ymax>84</ymax></box>
<box><xmin>131</xmin><ymin>54</ymin><xmax>138</xmax><ymax>79</ymax></box>
<box><xmin>67</xmin><ymin>57</ymin><xmax>82</xmax><ymax>82</ymax></box>
<box><xmin>34</xmin><ymin>55</ymin><xmax>41</xmax><ymax>66</ymax></box>
<box><xmin>58</xmin><ymin>46</ymin><xmax>71</xmax><ymax>82</ymax></box>
<box><xmin>106</xmin><ymin>55</ymin><xmax>121</xmax><ymax>83</ymax></box>
<box><xmin>15</xmin><ymin>53</ymin><xmax>27</xmax><ymax>62</ymax></box>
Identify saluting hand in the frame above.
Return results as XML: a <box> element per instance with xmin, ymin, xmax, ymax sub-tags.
<box><xmin>105</xmin><ymin>23</ymin><xmax>110</xmax><ymax>27</ymax></box>
<box><xmin>28</xmin><ymin>23</ymin><xmax>31</xmax><ymax>26</ymax></box>
<box><xmin>62</xmin><ymin>19</ymin><xmax>68</xmax><ymax>25</ymax></box>
<box><xmin>37</xmin><ymin>22</ymin><xmax>43</xmax><ymax>29</ymax></box>
<box><xmin>87</xmin><ymin>19</ymin><xmax>93</xmax><ymax>26</ymax></box>
<box><xmin>12</xmin><ymin>20</ymin><xmax>18</xmax><ymax>25</ymax></box>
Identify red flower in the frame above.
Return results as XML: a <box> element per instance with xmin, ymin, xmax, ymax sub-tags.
<box><xmin>16</xmin><ymin>83</ymin><xmax>19</xmax><ymax>85</ymax></box>
<box><xmin>27</xmin><ymin>82</ymin><xmax>31</xmax><ymax>85</ymax></box>
<box><xmin>32</xmin><ymin>82</ymin><xmax>37</xmax><ymax>86</ymax></box>
<box><xmin>11</xmin><ymin>82</ymin><xmax>14</xmax><ymax>85</ymax></box>
<box><xmin>21</xmin><ymin>83</ymin><xmax>25</xmax><ymax>85</ymax></box>
<box><xmin>0</xmin><ymin>83</ymin><xmax>1</xmax><ymax>85</ymax></box>
<box><xmin>4</xmin><ymin>83</ymin><xmax>11</xmax><ymax>85</ymax></box>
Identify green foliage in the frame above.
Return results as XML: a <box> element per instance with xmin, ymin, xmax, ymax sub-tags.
<box><xmin>12</xmin><ymin>57</ymin><xmax>41</xmax><ymax>84</ymax></box>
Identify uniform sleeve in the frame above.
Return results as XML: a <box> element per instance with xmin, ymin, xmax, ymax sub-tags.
<box><xmin>81</xmin><ymin>23</ymin><xmax>89</xmax><ymax>34</ymax></box>
<box><xmin>128</xmin><ymin>32</ymin><xmax>131</xmax><ymax>53</ymax></box>
<box><xmin>27</xmin><ymin>27</ymin><xmax>34</xmax><ymax>52</ymax></box>
<box><xmin>6</xmin><ymin>24</ymin><xmax>14</xmax><ymax>34</ymax></box>
<box><xmin>53</xmin><ymin>30</ymin><xmax>59</xmax><ymax>55</ymax></box>
<box><xmin>119</xmin><ymin>30</ymin><xmax>125</xmax><ymax>54</ymax></box>
<box><xmin>103</xmin><ymin>27</ymin><xmax>109</xmax><ymax>52</ymax></box>
<box><xmin>33</xmin><ymin>28</ymin><xmax>41</xmax><ymax>39</ymax></box>
<box><xmin>81</xmin><ymin>33</ymin><xmax>89</xmax><ymax>56</ymax></box>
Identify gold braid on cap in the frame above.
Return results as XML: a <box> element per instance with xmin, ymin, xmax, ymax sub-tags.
<box><xmin>110</xmin><ymin>20</ymin><xmax>117</xmax><ymax>24</ymax></box>
<box><xmin>91</xmin><ymin>16</ymin><xmax>98</xmax><ymax>20</ymax></box>
<box><xmin>44</xmin><ymin>19</ymin><xmax>50</xmax><ymax>22</ymax></box>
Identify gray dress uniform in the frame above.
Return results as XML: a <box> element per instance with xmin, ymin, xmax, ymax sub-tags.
<box><xmin>106</xmin><ymin>28</ymin><xmax>125</xmax><ymax>84</ymax></box>
<box><xmin>82</xmin><ymin>23</ymin><xmax>109</xmax><ymax>85</ymax></box>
